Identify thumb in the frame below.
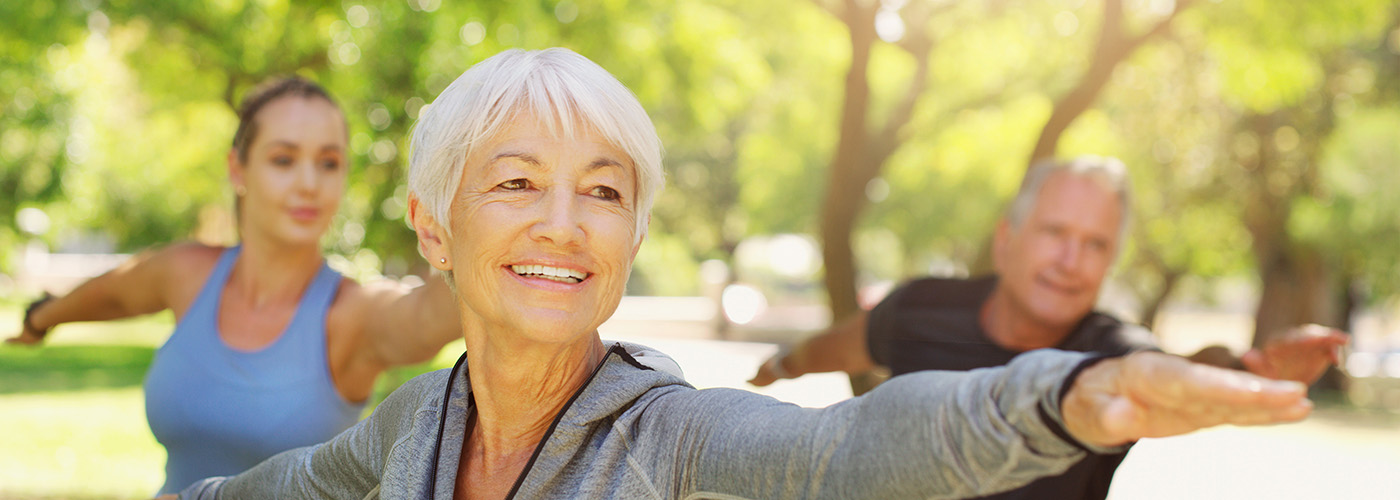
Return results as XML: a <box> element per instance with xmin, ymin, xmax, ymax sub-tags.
<box><xmin>1096</xmin><ymin>398</ymin><xmax>1143</xmax><ymax>446</ymax></box>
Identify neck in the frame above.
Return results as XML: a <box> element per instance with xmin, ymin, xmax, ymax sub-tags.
<box><xmin>228</xmin><ymin>237</ymin><xmax>324</xmax><ymax>309</ymax></box>
<box><xmin>461</xmin><ymin>319</ymin><xmax>608</xmax><ymax>461</ymax></box>
<box><xmin>979</xmin><ymin>286</ymin><xmax>1073</xmax><ymax>352</ymax></box>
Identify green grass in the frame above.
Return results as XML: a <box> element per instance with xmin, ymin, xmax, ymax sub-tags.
<box><xmin>0</xmin><ymin>302</ymin><xmax>462</xmax><ymax>498</ymax></box>
<box><xmin>0</xmin><ymin>388</ymin><xmax>166</xmax><ymax>499</ymax></box>
<box><xmin>0</xmin><ymin>345</ymin><xmax>156</xmax><ymax>394</ymax></box>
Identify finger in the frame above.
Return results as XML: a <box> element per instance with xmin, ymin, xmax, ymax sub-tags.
<box><xmin>1125</xmin><ymin>395</ymin><xmax>1313</xmax><ymax>441</ymax></box>
<box><xmin>747</xmin><ymin>366</ymin><xmax>775</xmax><ymax>387</ymax></box>
<box><xmin>1142</xmin><ymin>358</ymin><xmax>1307</xmax><ymax>409</ymax></box>
<box><xmin>1240</xmin><ymin>349</ymin><xmax>1274</xmax><ymax>378</ymax></box>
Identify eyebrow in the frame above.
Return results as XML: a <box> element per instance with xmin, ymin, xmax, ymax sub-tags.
<box><xmin>489</xmin><ymin>152</ymin><xmax>627</xmax><ymax>172</ymax></box>
<box><xmin>588</xmin><ymin>158</ymin><xmax>626</xmax><ymax>171</ymax></box>
<box><xmin>264</xmin><ymin>141</ymin><xmax>343</xmax><ymax>153</ymax></box>
<box><xmin>490</xmin><ymin>152</ymin><xmax>542</xmax><ymax>165</ymax></box>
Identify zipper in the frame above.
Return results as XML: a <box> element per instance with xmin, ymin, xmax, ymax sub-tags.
<box><xmin>502</xmin><ymin>343</ymin><xmax>624</xmax><ymax>499</ymax></box>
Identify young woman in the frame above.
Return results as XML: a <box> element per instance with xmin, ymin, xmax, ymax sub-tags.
<box><xmin>8</xmin><ymin>77</ymin><xmax>461</xmax><ymax>495</ymax></box>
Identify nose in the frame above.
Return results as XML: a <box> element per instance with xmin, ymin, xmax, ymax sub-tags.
<box><xmin>1055</xmin><ymin>238</ymin><xmax>1083</xmax><ymax>273</ymax></box>
<box><xmin>528</xmin><ymin>188</ymin><xmax>585</xmax><ymax>248</ymax></box>
<box><xmin>295</xmin><ymin>160</ymin><xmax>320</xmax><ymax>193</ymax></box>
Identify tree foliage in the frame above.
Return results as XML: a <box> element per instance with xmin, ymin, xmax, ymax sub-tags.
<box><xmin>4</xmin><ymin>0</ymin><xmax>1398</xmax><ymax>352</ymax></box>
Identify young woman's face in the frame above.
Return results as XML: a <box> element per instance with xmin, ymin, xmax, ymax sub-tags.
<box><xmin>231</xmin><ymin>96</ymin><xmax>348</xmax><ymax>247</ymax></box>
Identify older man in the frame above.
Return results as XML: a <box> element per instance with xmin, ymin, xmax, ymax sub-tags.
<box><xmin>750</xmin><ymin>156</ymin><xmax>1345</xmax><ymax>500</ymax></box>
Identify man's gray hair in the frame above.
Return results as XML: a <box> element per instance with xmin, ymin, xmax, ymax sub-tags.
<box><xmin>406</xmin><ymin>48</ymin><xmax>665</xmax><ymax>243</ymax></box>
<box><xmin>1007</xmin><ymin>156</ymin><xmax>1132</xmax><ymax>242</ymax></box>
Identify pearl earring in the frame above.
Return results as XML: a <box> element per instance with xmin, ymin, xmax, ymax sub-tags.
<box><xmin>440</xmin><ymin>257</ymin><xmax>446</xmax><ymax>264</ymax></box>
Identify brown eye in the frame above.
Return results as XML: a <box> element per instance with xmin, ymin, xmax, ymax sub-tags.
<box><xmin>591</xmin><ymin>186</ymin><xmax>620</xmax><ymax>200</ymax></box>
<box><xmin>321</xmin><ymin>158</ymin><xmax>341</xmax><ymax>171</ymax></box>
<box><xmin>499</xmin><ymin>179</ymin><xmax>529</xmax><ymax>190</ymax></box>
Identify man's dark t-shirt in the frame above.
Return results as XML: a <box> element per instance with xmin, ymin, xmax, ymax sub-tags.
<box><xmin>866</xmin><ymin>276</ymin><xmax>1158</xmax><ymax>500</ymax></box>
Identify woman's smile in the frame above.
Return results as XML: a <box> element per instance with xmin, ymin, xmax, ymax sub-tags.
<box><xmin>508</xmin><ymin>264</ymin><xmax>590</xmax><ymax>284</ymax></box>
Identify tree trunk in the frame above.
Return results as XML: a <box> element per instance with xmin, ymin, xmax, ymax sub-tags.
<box><xmin>1252</xmin><ymin>246</ymin><xmax>1337</xmax><ymax>348</ymax></box>
<box><xmin>817</xmin><ymin>0</ymin><xmax>939</xmax><ymax>395</ymax></box>
<box><xmin>970</xmin><ymin>0</ymin><xmax>1193</xmax><ymax>275</ymax></box>
<box><xmin>1139</xmin><ymin>269</ymin><xmax>1182</xmax><ymax>331</ymax></box>
<box><xmin>819</xmin><ymin>0</ymin><xmax>876</xmax><ymax>325</ymax></box>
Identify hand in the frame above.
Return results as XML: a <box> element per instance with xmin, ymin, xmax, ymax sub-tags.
<box><xmin>748</xmin><ymin>354</ymin><xmax>787</xmax><ymax>387</ymax></box>
<box><xmin>5</xmin><ymin>321</ymin><xmax>46</xmax><ymax>345</ymax></box>
<box><xmin>7</xmin><ymin>293</ymin><xmax>53</xmax><ymax>346</ymax></box>
<box><xmin>1241</xmin><ymin>324</ymin><xmax>1347</xmax><ymax>385</ymax></box>
<box><xmin>4</xmin><ymin>328</ymin><xmax>45</xmax><ymax>345</ymax></box>
<box><xmin>1063</xmin><ymin>351</ymin><xmax>1312</xmax><ymax>448</ymax></box>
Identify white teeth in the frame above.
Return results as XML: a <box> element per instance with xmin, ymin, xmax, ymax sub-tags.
<box><xmin>511</xmin><ymin>264</ymin><xmax>588</xmax><ymax>283</ymax></box>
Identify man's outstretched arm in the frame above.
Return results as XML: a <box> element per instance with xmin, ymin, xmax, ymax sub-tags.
<box><xmin>749</xmin><ymin>310</ymin><xmax>876</xmax><ymax>386</ymax></box>
<box><xmin>1187</xmin><ymin>324</ymin><xmax>1346</xmax><ymax>385</ymax></box>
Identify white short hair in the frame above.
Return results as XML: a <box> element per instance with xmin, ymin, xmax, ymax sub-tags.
<box><xmin>406</xmin><ymin>48</ymin><xmax>664</xmax><ymax>243</ymax></box>
<box><xmin>1007</xmin><ymin>155</ymin><xmax>1132</xmax><ymax>243</ymax></box>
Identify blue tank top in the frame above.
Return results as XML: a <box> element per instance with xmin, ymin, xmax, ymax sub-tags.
<box><xmin>144</xmin><ymin>246</ymin><xmax>364</xmax><ymax>494</ymax></box>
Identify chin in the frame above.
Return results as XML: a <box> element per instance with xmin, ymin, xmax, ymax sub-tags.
<box><xmin>510</xmin><ymin>310</ymin><xmax>598</xmax><ymax>342</ymax></box>
<box><xmin>1030</xmin><ymin>302</ymin><xmax>1091</xmax><ymax>328</ymax></box>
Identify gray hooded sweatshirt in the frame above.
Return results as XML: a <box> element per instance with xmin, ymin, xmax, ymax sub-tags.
<box><xmin>179</xmin><ymin>342</ymin><xmax>1121</xmax><ymax>499</ymax></box>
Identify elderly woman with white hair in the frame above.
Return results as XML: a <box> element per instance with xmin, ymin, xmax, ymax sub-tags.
<box><xmin>175</xmin><ymin>48</ymin><xmax>1311</xmax><ymax>500</ymax></box>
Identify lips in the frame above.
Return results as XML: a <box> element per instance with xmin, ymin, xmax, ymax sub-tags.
<box><xmin>1035</xmin><ymin>276</ymin><xmax>1081</xmax><ymax>297</ymax></box>
<box><xmin>289</xmin><ymin>207</ymin><xmax>321</xmax><ymax>221</ymax></box>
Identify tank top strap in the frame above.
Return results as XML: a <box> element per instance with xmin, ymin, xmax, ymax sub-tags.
<box><xmin>277</xmin><ymin>260</ymin><xmax>344</xmax><ymax>361</ymax></box>
<box><xmin>172</xmin><ymin>245</ymin><xmax>241</xmax><ymax>337</ymax></box>
<box><xmin>297</xmin><ymin>261</ymin><xmax>343</xmax><ymax>330</ymax></box>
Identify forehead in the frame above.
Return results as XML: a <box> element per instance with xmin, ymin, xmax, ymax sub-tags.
<box><xmin>252</xmin><ymin>97</ymin><xmax>346</xmax><ymax>144</ymax></box>
<box><xmin>1027</xmin><ymin>172</ymin><xmax>1123</xmax><ymax>233</ymax></box>
<box><xmin>474</xmin><ymin>114</ymin><xmax>634</xmax><ymax>170</ymax></box>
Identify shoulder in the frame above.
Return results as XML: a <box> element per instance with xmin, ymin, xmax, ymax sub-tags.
<box><xmin>377</xmin><ymin>366</ymin><xmax>458</xmax><ymax>417</ymax></box>
<box><xmin>878</xmin><ymin>276</ymin><xmax>995</xmax><ymax>311</ymax></box>
<box><xmin>153</xmin><ymin>242</ymin><xmax>224</xmax><ymax>273</ymax></box>
<box><xmin>328</xmin><ymin>275</ymin><xmax>413</xmax><ymax>317</ymax></box>
<box><xmin>1072</xmin><ymin>312</ymin><xmax>1160</xmax><ymax>355</ymax></box>
<box><xmin>154</xmin><ymin>243</ymin><xmax>226</xmax><ymax>306</ymax></box>
<box><xmin>868</xmin><ymin>276</ymin><xmax>992</xmax><ymax>333</ymax></box>
<box><xmin>396</xmin><ymin>367</ymin><xmax>457</xmax><ymax>399</ymax></box>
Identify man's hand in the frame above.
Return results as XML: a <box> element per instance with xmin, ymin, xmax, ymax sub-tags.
<box><xmin>748</xmin><ymin>354</ymin><xmax>786</xmax><ymax>387</ymax></box>
<box><xmin>1062</xmin><ymin>351</ymin><xmax>1313</xmax><ymax>448</ymax></box>
<box><xmin>1241</xmin><ymin>324</ymin><xmax>1347</xmax><ymax>385</ymax></box>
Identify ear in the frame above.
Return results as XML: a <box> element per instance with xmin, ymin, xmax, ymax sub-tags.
<box><xmin>631</xmin><ymin>214</ymin><xmax>651</xmax><ymax>260</ymax></box>
<box><xmin>992</xmin><ymin>218</ymin><xmax>1011</xmax><ymax>273</ymax></box>
<box><xmin>408</xmin><ymin>194</ymin><xmax>452</xmax><ymax>271</ymax></box>
<box><xmin>227</xmin><ymin>149</ymin><xmax>246</xmax><ymax>191</ymax></box>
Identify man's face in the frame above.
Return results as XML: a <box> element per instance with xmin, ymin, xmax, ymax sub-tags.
<box><xmin>993</xmin><ymin>172</ymin><xmax>1123</xmax><ymax>330</ymax></box>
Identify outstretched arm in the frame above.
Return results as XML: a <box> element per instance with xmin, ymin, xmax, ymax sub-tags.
<box><xmin>358</xmin><ymin>275</ymin><xmax>463</xmax><ymax>367</ymax></box>
<box><xmin>669</xmin><ymin>349</ymin><xmax>1310</xmax><ymax>499</ymax></box>
<box><xmin>7</xmin><ymin>245</ymin><xmax>180</xmax><ymax>345</ymax></box>
<box><xmin>748</xmin><ymin>310</ymin><xmax>876</xmax><ymax>386</ymax></box>
<box><xmin>1186</xmin><ymin>324</ymin><xmax>1346</xmax><ymax>385</ymax></box>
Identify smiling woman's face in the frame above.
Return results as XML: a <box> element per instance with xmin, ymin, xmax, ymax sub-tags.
<box><xmin>444</xmin><ymin>117</ymin><xmax>640</xmax><ymax>344</ymax></box>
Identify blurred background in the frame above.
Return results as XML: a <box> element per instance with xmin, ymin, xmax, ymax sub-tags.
<box><xmin>2</xmin><ymin>0</ymin><xmax>1400</xmax><ymax>498</ymax></box>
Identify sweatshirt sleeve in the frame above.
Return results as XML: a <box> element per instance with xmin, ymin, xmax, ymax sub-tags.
<box><xmin>633</xmin><ymin>348</ymin><xmax>1123</xmax><ymax>500</ymax></box>
<box><xmin>177</xmin><ymin>372</ymin><xmax>443</xmax><ymax>500</ymax></box>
